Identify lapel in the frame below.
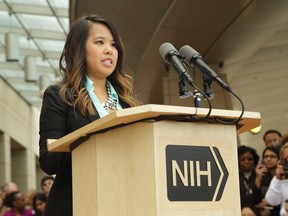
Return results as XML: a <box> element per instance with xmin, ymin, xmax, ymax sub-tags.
<box><xmin>86</xmin><ymin>105</ymin><xmax>100</xmax><ymax>122</ymax></box>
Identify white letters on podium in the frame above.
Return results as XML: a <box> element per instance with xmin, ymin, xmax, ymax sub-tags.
<box><xmin>172</xmin><ymin>160</ymin><xmax>212</xmax><ymax>187</ymax></box>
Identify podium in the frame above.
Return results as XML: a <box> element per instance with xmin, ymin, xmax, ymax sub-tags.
<box><xmin>48</xmin><ymin>104</ymin><xmax>260</xmax><ymax>216</ymax></box>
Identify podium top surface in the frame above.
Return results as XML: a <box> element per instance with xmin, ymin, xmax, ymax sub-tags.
<box><xmin>47</xmin><ymin>104</ymin><xmax>261</xmax><ymax>152</ymax></box>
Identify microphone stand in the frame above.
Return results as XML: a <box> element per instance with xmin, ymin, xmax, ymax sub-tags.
<box><xmin>176</xmin><ymin>64</ymin><xmax>213</xmax><ymax>120</ymax></box>
<box><xmin>178</xmin><ymin>75</ymin><xmax>203</xmax><ymax>108</ymax></box>
<box><xmin>178</xmin><ymin>78</ymin><xmax>191</xmax><ymax>99</ymax></box>
<box><xmin>202</xmin><ymin>76</ymin><xmax>214</xmax><ymax>100</ymax></box>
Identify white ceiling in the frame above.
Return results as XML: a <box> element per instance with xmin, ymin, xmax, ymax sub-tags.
<box><xmin>0</xmin><ymin>0</ymin><xmax>287</xmax><ymax>141</ymax></box>
<box><xmin>0</xmin><ymin>0</ymin><xmax>68</xmax><ymax>107</ymax></box>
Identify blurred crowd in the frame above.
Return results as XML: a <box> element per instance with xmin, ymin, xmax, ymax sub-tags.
<box><xmin>240</xmin><ymin>129</ymin><xmax>288</xmax><ymax>216</ymax></box>
<box><xmin>0</xmin><ymin>176</ymin><xmax>54</xmax><ymax>216</ymax></box>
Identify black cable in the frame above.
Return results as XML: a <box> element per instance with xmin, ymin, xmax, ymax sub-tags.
<box><xmin>214</xmin><ymin>90</ymin><xmax>245</xmax><ymax>124</ymax></box>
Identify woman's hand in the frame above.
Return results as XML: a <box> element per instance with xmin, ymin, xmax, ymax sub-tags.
<box><xmin>275</xmin><ymin>161</ymin><xmax>284</xmax><ymax>180</ymax></box>
<box><xmin>255</xmin><ymin>164</ymin><xmax>267</xmax><ymax>188</ymax></box>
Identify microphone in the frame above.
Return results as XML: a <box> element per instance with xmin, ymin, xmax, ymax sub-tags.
<box><xmin>159</xmin><ymin>42</ymin><xmax>194</xmax><ymax>86</ymax></box>
<box><xmin>179</xmin><ymin>45</ymin><xmax>231</xmax><ymax>92</ymax></box>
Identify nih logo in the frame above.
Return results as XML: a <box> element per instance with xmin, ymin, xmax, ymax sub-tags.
<box><xmin>165</xmin><ymin>145</ymin><xmax>228</xmax><ymax>201</ymax></box>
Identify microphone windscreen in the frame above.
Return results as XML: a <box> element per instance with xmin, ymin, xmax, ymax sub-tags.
<box><xmin>159</xmin><ymin>42</ymin><xmax>177</xmax><ymax>63</ymax></box>
<box><xmin>179</xmin><ymin>45</ymin><xmax>200</xmax><ymax>64</ymax></box>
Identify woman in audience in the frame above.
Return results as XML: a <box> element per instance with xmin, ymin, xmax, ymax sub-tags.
<box><xmin>238</xmin><ymin>145</ymin><xmax>262</xmax><ymax>209</ymax></box>
<box><xmin>265</xmin><ymin>141</ymin><xmax>288</xmax><ymax>216</ymax></box>
<box><xmin>256</xmin><ymin>147</ymin><xmax>280</xmax><ymax>215</ymax></box>
<box><xmin>3</xmin><ymin>191</ymin><xmax>32</xmax><ymax>216</ymax></box>
<box><xmin>40</xmin><ymin>176</ymin><xmax>54</xmax><ymax>197</ymax></box>
<box><xmin>24</xmin><ymin>189</ymin><xmax>36</xmax><ymax>213</ymax></box>
<box><xmin>32</xmin><ymin>193</ymin><xmax>46</xmax><ymax>216</ymax></box>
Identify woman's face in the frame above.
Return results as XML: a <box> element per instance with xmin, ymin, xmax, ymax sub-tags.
<box><xmin>35</xmin><ymin>199</ymin><xmax>46</xmax><ymax>213</ymax></box>
<box><xmin>263</xmin><ymin>149</ymin><xmax>278</xmax><ymax>169</ymax></box>
<box><xmin>42</xmin><ymin>179</ymin><xmax>54</xmax><ymax>195</ymax></box>
<box><xmin>239</xmin><ymin>152</ymin><xmax>255</xmax><ymax>172</ymax></box>
<box><xmin>85</xmin><ymin>23</ymin><xmax>118</xmax><ymax>80</ymax></box>
<box><xmin>13</xmin><ymin>192</ymin><xmax>26</xmax><ymax>210</ymax></box>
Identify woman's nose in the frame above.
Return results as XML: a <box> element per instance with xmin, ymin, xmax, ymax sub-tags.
<box><xmin>104</xmin><ymin>46</ymin><xmax>113</xmax><ymax>54</ymax></box>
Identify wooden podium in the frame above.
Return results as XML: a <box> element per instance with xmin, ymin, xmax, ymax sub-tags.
<box><xmin>48</xmin><ymin>104</ymin><xmax>260</xmax><ymax>216</ymax></box>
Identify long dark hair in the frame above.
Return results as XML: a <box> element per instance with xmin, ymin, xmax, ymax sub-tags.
<box><xmin>262</xmin><ymin>146</ymin><xmax>279</xmax><ymax>159</ymax></box>
<box><xmin>32</xmin><ymin>192</ymin><xmax>47</xmax><ymax>216</ymax></box>
<box><xmin>59</xmin><ymin>14</ymin><xmax>140</xmax><ymax>115</ymax></box>
<box><xmin>238</xmin><ymin>145</ymin><xmax>260</xmax><ymax>166</ymax></box>
<box><xmin>3</xmin><ymin>191</ymin><xmax>19</xmax><ymax>208</ymax></box>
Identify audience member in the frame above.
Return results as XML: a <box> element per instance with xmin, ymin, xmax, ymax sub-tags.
<box><xmin>0</xmin><ymin>182</ymin><xmax>18</xmax><ymax>216</ymax></box>
<box><xmin>265</xmin><ymin>141</ymin><xmax>288</xmax><ymax>216</ymax></box>
<box><xmin>1</xmin><ymin>183</ymin><xmax>18</xmax><ymax>198</ymax></box>
<box><xmin>32</xmin><ymin>193</ymin><xmax>47</xmax><ymax>216</ymax></box>
<box><xmin>238</xmin><ymin>145</ymin><xmax>262</xmax><ymax>209</ymax></box>
<box><xmin>263</xmin><ymin>130</ymin><xmax>282</xmax><ymax>149</ymax></box>
<box><xmin>3</xmin><ymin>191</ymin><xmax>32</xmax><ymax>216</ymax></box>
<box><xmin>24</xmin><ymin>190</ymin><xmax>36</xmax><ymax>214</ymax></box>
<box><xmin>40</xmin><ymin>176</ymin><xmax>54</xmax><ymax>196</ymax></box>
<box><xmin>256</xmin><ymin>147</ymin><xmax>280</xmax><ymax>215</ymax></box>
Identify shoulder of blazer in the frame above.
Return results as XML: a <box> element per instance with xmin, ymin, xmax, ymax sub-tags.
<box><xmin>43</xmin><ymin>84</ymin><xmax>61</xmax><ymax>99</ymax></box>
<box><xmin>45</xmin><ymin>84</ymin><xmax>101</xmax><ymax>122</ymax></box>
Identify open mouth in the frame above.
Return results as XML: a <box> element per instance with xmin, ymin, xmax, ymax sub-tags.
<box><xmin>102</xmin><ymin>59</ymin><xmax>113</xmax><ymax>66</ymax></box>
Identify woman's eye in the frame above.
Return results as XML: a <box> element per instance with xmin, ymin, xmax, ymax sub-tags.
<box><xmin>95</xmin><ymin>40</ymin><xmax>104</xmax><ymax>45</ymax></box>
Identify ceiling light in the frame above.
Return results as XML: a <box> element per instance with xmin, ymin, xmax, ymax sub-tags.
<box><xmin>25</xmin><ymin>56</ymin><xmax>37</xmax><ymax>82</ymax></box>
<box><xmin>39</xmin><ymin>75</ymin><xmax>51</xmax><ymax>95</ymax></box>
<box><xmin>5</xmin><ymin>32</ymin><xmax>19</xmax><ymax>62</ymax></box>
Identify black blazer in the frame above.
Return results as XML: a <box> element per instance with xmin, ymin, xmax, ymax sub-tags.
<box><xmin>39</xmin><ymin>84</ymin><xmax>128</xmax><ymax>216</ymax></box>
